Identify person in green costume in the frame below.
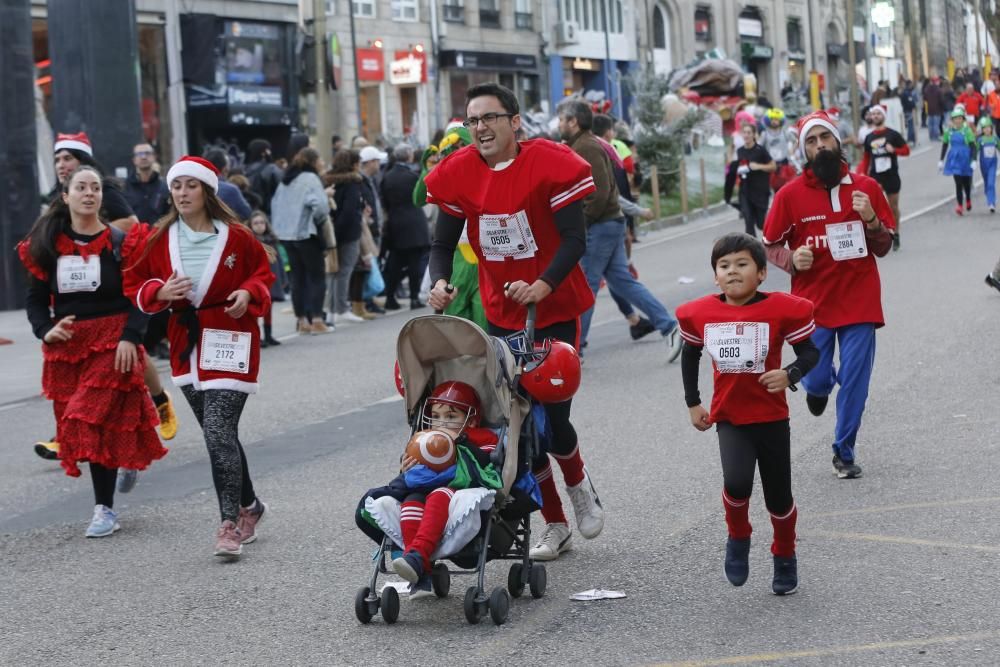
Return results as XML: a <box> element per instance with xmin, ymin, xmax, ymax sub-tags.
<box><xmin>413</xmin><ymin>125</ymin><xmax>488</xmax><ymax>330</ymax></box>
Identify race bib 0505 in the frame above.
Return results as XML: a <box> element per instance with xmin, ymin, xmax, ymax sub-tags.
<box><xmin>478</xmin><ymin>210</ymin><xmax>538</xmax><ymax>261</ymax></box>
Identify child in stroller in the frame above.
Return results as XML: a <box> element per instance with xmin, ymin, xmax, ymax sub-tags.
<box><xmin>391</xmin><ymin>381</ymin><xmax>500</xmax><ymax>599</ymax></box>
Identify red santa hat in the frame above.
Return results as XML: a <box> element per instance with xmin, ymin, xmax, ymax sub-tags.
<box><xmin>166</xmin><ymin>155</ymin><xmax>220</xmax><ymax>193</ymax></box>
<box><xmin>54</xmin><ymin>132</ymin><xmax>93</xmax><ymax>156</ymax></box>
<box><xmin>796</xmin><ymin>110</ymin><xmax>842</xmax><ymax>160</ymax></box>
<box><xmin>868</xmin><ymin>103</ymin><xmax>887</xmax><ymax>118</ymax></box>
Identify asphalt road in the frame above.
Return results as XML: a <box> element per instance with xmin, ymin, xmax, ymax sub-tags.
<box><xmin>4</xmin><ymin>141</ymin><xmax>1000</xmax><ymax>666</ymax></box>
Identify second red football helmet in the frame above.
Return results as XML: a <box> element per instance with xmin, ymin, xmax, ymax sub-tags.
<box><xmin>520</xmin><ymin>339</ymin><xmax>581</xmax><ymax>404</ymax></box>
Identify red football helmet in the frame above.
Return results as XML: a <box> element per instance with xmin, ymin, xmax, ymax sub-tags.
<box><xmin>520</xmin><ymin>339</ymin><xmax>581</xmax><ymax>404</ymax></box>
<box><xmin>393</xmin><ymin>360</ymin><xmax>405</xmax><ymax>397</ymax></box>
<box><xmin>422</xmin><ymin>381</ymin><xmax>482</xmax><ymax>430</ymax></box>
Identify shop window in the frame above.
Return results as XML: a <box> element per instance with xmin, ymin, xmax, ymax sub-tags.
<box><xmin>738</xmin><ymin>7</ymin><xmax>764</xmax><ymax>44</ymax></box>
<box><xmin>359</xmin><ymin>85</ymin><xmax>382</xmax><ymax>138</ymax></box>
<box><xmin>352</xmin><ymin>0</ymin><xmax>375</xmax><ymax>18</ymax></box>
<box><xmin>480</xmin><ymin>0</ymin><xmax>501</xmax><ymax>28</ymax></box>
<box><xmin>653</xmin><ymin>4</ymin><xmax>666</xmax><ymax>48</ymax></box>
<box><xmin>787</xmin><ymin>18</ymin><xmax>803</xmax><ymax>52</ymax></box>
<box><xmin>694</xmin><ymin>6</ymin><xmax>712</xmax><ymax>42</ymax></box>
<box><xmin>391</xmin><ymin>0</ymin><xmax>418</xmax><ymax>21</ymax></box>
<box><xmin>520</xmin><ymin>74</ymin><xmax>540</xmax><ymax>110</ymax></box>
<box><xmin>443</xmin><ymin>0</ymin><xmax>464</xmax><ymax>24</ymax></box>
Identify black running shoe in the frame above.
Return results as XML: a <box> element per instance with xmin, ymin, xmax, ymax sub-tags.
<box><xmin>985</xmin><ymin>274</ymin><xmax>1000</xmax><ymax>294</ymax></box>
<box><xmin>772</xmin><ymin>555</ymin><xmax>798</xmax><ymax>595</ymax></box>
<box><xmin>724</xmin><ymin>537</ymin><xmax>751</xmax><ymax>586</ymax></box>
<box><xmin>629</xmin><ymin>317</ymin><xmax>656</xmax><ymax>341</ymax></box>
<box><xmin>832</xmin><ymin>454</ymin><xmax>863</xmax><ymax>479</ymax></box>
<box><xmin>806</xmin><ymin>393</ymin><xmax>828</xmax><ymax>416</ymax></box>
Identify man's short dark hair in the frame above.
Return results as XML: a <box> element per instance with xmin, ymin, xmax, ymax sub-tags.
<box><xmin>557</xmin><ymin>99</ymin><xmax>593</xmax><ymax>131</ymax></box>
<box><xmin>710</xmin><ymin>232</ymin><xmax>767</xmax><ymax>270</ymax></box>
<box><xmin>466</xmin><ymin>83</ymin><xmax>519</xmax><ymax>115</ymax></box>
<box><xmin>204</xmin><ymin>148</ymin><xmax>229</xmax><ymax>172</ymax></box>
<box><xmin>592</xmin><ymin>114</ymin><xmax>614</xmax><ymax>138</ymax></box>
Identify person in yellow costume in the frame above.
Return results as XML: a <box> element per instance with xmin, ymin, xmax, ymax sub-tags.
<box><xmin>412</xmin><ymin>124</ymin><xmax>488</xmax><ymax>330</ymax></box>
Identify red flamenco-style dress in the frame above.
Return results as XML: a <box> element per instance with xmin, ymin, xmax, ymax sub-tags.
<box><xmin>18</xmin><ymin>226</ymin><xmax>166</xmax><ymax>477</ymax></box>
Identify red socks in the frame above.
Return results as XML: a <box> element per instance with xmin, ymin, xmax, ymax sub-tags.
<box><xmin>551</xmin><ymin>445</ymin><xmax>586</xmax><ymax>487</ymax></box>
<box><xmin>400</xmin><ymin>500</ymin><xmax>423</xmax><ymax>550</ymax></box>
<box><xmin>408</xmin><ymin>488</ymin><xmax>455</xmax><ymax>570</ymax></box>
<box><xmin>534</xmin><ymin>460</ymin><xmax>569</xmax><ymax>525</ymax></box>
<box><xmin>722</xmin><ymin>490</ymin><xmax>752</xmax><ymax>540</ymax></box>
<box><xmin>769</xmin><ymin>504</ymin><xmax>798</xmax><ymax>558</ymax></box>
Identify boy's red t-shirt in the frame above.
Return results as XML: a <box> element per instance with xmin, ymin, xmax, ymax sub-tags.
<box><xmin>677</xmin><ymin>291</ymin><xmax>815</xmax><ymax>426</ymax></box>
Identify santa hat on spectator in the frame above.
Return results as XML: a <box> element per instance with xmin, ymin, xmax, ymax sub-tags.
<box><xmin>54</xmin><ymin>132</ymin><xmax>93</xmax><ymax>156</ymax></box>
<box><xmin>166</xmin><ymin>155</ymin><xmax>220</xmax><ymax>193</ymax></box>
<box><xmin>796</xmin><ymin>110</ymin><xmax>842</xmax><ymax>160</ymax></box>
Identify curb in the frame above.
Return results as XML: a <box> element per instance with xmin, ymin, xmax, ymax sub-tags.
<box><xmin>638</xmin><ymin>201</ymin><xmax>735</xmax><ymax>234</ymax></box>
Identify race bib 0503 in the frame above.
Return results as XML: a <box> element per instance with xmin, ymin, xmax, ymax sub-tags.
<box><xmin>704</xmin><ymin>322</ymin><xmax>769</xmax><ymax>374</ymax></box>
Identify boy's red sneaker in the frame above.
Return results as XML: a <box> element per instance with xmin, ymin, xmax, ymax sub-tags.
<box><xmin>955</xmin><ymin>205</ymin><xmax>964</xmax><ymax>216</ymax></box>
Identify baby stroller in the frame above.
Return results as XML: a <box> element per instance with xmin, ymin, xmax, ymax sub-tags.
<box><xmin>355</xmin><ymin>308</ymin><xmax>547</xmax><ymax>626</ymax></box>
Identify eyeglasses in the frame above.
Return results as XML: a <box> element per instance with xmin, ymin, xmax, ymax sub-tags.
<box><xmin>462</xmin><ymin>113</ymin><xmax>514</xmax><ymax>129</ymax></box>
<box><xmin>134</xmin><ymin>151</ymin><xmax>154</xmax><ymax>157</ymax></box>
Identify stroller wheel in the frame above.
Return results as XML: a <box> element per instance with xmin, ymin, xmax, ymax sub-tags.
<box><xmin>489</xmin><ymin>587</ymin><xmax>511</xmax><ymax>625</ymax></box>
<box><xmin>507</xmin><ymin>563</ymin><xmax>525</xmax><ymax>598</ymax></box>
<box><xmin>380</xmin><ymin>586</ymin><xmax>400</xmax><ymax>624</ymax></box>
<box><xmin>463</xmin><ymin>586</ymin><xmax>483</xmax><ymax>625</ymax></box>
<box><xmin>431</xmin><ymin>562</ymin><xmax>451</xmax><ymax>598</ymax></box>
<box><xmin>355</xmin><ymin>587</ymin><xmax>374</xmax><ymax>624</ymax></box>
<box><xmin>529</xmin><ymin>563</ymin><xmax>547</xmax><ymax>599</ymax></box>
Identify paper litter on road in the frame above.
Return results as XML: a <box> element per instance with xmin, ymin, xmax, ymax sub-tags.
<box><xmin>677</xmin><ymin>276</ymin><xmax>696</xmax><ymax>284</ymax></box>
<box><xmin>571</xmin><ymin>589</ymin><xmax>627</xmax><ymax>601</ymax></box>
<box><xmin>380</xmin><ymin>581</ymin><xmax>411</xmax><ymax>596</ymax></box>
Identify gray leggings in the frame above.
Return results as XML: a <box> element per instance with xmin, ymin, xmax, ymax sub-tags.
<box><xmin>332</xmin><ymin>239</ymin><xmax>361</xmax><ymax>314</ymax></box>
<box><xmin>180</xmin><ymin>386</ymin><xmax>256</xmax><ymax>522</ymax></box>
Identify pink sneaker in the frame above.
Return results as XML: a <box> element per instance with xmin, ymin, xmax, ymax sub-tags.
<box><xmin>237</xmin><ymin>500</ymin><xmax>267</xmax><ymax>544</ymax></box>
<box><xmin>214</xmin><ymin>520</ymin><xmax>243</xmax><ymax>560</ymax></box>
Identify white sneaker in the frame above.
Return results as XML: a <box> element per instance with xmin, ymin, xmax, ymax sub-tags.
<box><xmin>529</xmin><ymin>522</ymin><xmax>572</xmax><ymax>561</ymax></box>
<box><xmin>567</xmin><ymin>469</ymin><xmax>605</xmax><ymax>539</ymax></box>
<box><xmin>664</xmin><ymin>325</ymin><xmax>683</xmax><ymax>363</ymax></box>
<box><xmin>336</xmin><ymin>311</ymin><xmax>365</xmax><ymax>323</ymax></box>
<box><xmin>85</xmin><ymin>504</ymin><xmax>120</xmax><ymax>538</ymax></box>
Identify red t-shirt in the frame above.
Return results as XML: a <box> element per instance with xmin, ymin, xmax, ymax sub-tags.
<box><xmin>763</xmin><ymin>169</ymin><xmax>894</xmax><ymax>329</ymax></box>
<box><xmin>425</xmin><ymin>139</ymin><xmax>597</xmax><ymax>330</ymax></box>
<box><xmin>677</xmin><ymin>291</ymin><xmax>816</xmax><ymax>426</ymax></box>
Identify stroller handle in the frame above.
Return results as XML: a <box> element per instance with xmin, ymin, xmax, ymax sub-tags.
<box><xmin>433</xmin><ymin>284</ymin><xmax>456</xmax><ymax>315</ymax></box>
<box><xmin>504</xmin><ymin>282</ymin><xmax>537</xmax><ymax>346</ymax></box>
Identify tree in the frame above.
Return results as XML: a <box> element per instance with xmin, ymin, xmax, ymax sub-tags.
<box><xmin>626</xmin><ymin>68</ymin><xmax>704</xmax><ymax>197</ymax></box>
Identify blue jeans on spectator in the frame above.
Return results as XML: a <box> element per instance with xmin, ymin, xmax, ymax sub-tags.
<box><xmin>579</xmin><ymin>219</ymin><xmax>677</xmax><ymax>346</ymax></box>
<box><xmin>905</xmin><ymin>111</ymin><xmax>916</xmax><ymax>143</ymax></box>
<box><xmin>928</xmin><ymin>114</ymin><xmax>942</xmax><ymax>141</ymax></box>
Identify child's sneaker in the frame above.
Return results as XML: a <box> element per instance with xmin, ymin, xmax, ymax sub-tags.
<box><xmin>116</xmin><ymin>468</ymin><xmax>138</xmax><ymax>494</ymax></box>
<box><xmin>724</xmin><ymin>537</ymin><xmax>751</xmax><ymax>586</ymax></box>
<box><xmin>408</xmin><ymin>575</ymin><xmax>435</xmax><ymax>600</ymax></box>
<box><xmin>214</xmin><ymin>520</ymin><xmax>243</xmax><ymax>560</ymax></box>
<box><xmin>85</xmin><ymin>504</ymin><xmax>120</xmax><ymax>538</ymax></box>
<box><xmin>392</xmin><ymin>551</ymin><xmax>424</xmax><ymax>584</ymax></box>
<box><xmin>772</xmin><ymin>555</ymin><xmax>798</xmax><ymax>595</ymax></box>
<box><xmin>237</xmin><ymin>500</ymin><xmax>267</xmax><ymax>544</ymax></box>
<box><xmin>991</xmin><ymin>206</ymin><xmax>996</xmax><ymax>213</ymax></box>
<box><xmin>956</xmin><ymin>205</ymin><xmax>964</xmax><ymax>215</ymax></box>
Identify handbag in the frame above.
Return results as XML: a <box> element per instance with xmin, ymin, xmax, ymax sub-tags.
<box><xmin>319</xmin><ymin>216</ymin><xmax>337</xmax><ymax>250</ymax></box>
<box><xmin>363</xmin><ymin>258</ymin><xmax>385</xmax><ymax>300</ymax></box>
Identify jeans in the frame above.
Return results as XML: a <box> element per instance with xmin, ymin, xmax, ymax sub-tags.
<box><xmin>801</xmin><ymin>323</ymin><xmax>876</xmax><ymax>462</ymax></box>
<box><xmin>332</xmin><ymin>240</ymin><xmax>361</xmax><ymax>314</ymax></box>
<box><xmin>905</xmin><ymin>111</ymin><xmax>916</xmax><ymax>143</ymax></box>
<box><xmin>928</xmin><ymin>114</ymin><xmax>942</xmax><ymax>141</ymax></box>
<box><xmin>284</xmin><ymin>237</ymin><xmax>326</xmax><ymax>321</ymax></box>
<box><xmin>579</xmin><ymin>219</ymin><xmax>677</xmax><ymax>346</ymax></box>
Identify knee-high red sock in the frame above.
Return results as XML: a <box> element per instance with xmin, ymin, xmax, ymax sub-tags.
<box><xmin>399</xmin><ymin>500</ymin><xmax>424</xmax><ymax>550</ymax></box>
<box><xmin>770</xmin><ymin>503</ymin><xmax>797</xmax><ymax>558</ymax></box>
<box><xmin>723</xmin><ymin>489</ymin><xmax>752</xmax><ymax>540</ymax></box>
<box><xmin>552</xmin><ymin>444</ymin><xmax>586</xmax><ymax>487</ymax></box>
<box><xmin>409</xmin><ymin>488</ymin><xmax>454</xmax><ymax>570</ymax></box>
<box><xmin>534</xmin><ymin>459</ymin><xmax>568</xmax><ymax>525</ymax></box>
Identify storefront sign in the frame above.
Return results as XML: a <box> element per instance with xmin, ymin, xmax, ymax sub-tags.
<box><xmin>356</xmin><ymin>48</ymin><xmax>385</xmax><ymax>81</ymax></box>
<box><xmin>571</xmin><ymin>57</ymin><xmax>599</xmax><ymax>71</ymax></box>
<box><xmin>738</xmin><ymin>17</ymin><xmax>763</xmax><ymax>39</ymax></box>
<box><xmin>439</xmin><ymin>49</ymin><xmax>537</xmax><ymax>71</ymax></box>
<box><xmin>390</xmin><ymin>50</ymin><xmax>426</xmax><ymax>85</ymax></box>
<box><xmin>228</xmin><ymin>85</ymin><xmax>283</xmax><ymax>107</ymax></box>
